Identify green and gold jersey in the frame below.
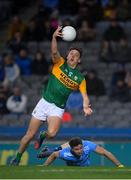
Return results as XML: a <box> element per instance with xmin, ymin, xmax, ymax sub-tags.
<box><xmin>42</xmin><ymin>57</ymin><xmax>87</xmax><ymax>108</ymax></box>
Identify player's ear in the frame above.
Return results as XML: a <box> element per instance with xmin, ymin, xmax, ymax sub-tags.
<box><xmin>78</xmin><ymin>59</ymin><xmax>81</xmax><ymax>63</ymax></box>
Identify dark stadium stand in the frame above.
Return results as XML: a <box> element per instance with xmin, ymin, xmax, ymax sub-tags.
<box><xmin>0</xmin><ymin>0</ymin><xmax>131</xmax><ymax>141</ymax></box>
<box><xmin>0</xmin><ymin>40</ymin><xmax>131</xmax><ymax>139</ymax></box>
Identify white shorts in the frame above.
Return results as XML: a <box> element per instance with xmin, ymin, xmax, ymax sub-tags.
<box><xmin>32</xmin><ymin>98</ymin><xmax>64</xmax><ymax>121</ymax></box>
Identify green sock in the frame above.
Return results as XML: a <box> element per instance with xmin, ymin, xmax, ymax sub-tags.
<box><xmin>16</xmin><ymin>152</ymin><xmax>22</xmax><ymax>161</ymax></box>
<box><xmin>40</xmin><ymin>131</ymin><xmax>46</xmax><ymax>139</ymax></box>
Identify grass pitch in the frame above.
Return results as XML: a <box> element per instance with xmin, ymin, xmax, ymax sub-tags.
<box><xmin>0</xmin><ymin>166</ymin><xmax>131</xmax><ymax>179</ymax></box>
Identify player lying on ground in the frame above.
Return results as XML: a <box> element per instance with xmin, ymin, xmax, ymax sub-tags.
<box><xmin>37</xmin><ymin>137</ymin><xmax>124</xmax><ymax>167</ymax></box>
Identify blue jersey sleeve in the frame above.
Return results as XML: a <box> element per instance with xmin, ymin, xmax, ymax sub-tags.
<box><xmin>58</xmin><ymin>148</ymin><xmax>70</xmax><ymax>159</ymax></box>
<box><xmin>59</xmin><ymin>149</ymin><xmax>65</xmax><ymax>159</ymax></box>
<box><xmin>58</xmin><ymin>147</ymin><xmax>73</xmax><ymax>161</ymax></box>
<box><xmin>83</xmin><ymin>140</ymin><xmax>97</xmax><ymax>152</ymax></box>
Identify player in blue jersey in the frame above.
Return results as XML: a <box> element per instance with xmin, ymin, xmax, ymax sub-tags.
<box><xmin>38</xmin><ymin>137</ymin><xmax>124</xmax><ymax>167</ymax></box>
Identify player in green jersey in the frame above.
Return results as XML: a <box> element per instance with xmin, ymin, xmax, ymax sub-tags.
<box><xmin>11</xmin><ymin>26</ymin><xmax>92</xmax><ymax>165</ymax></box>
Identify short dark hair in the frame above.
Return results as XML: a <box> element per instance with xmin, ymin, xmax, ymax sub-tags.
<box><xmin>69</xmin><ymin>47</ymin><xmax>82</xmax><ymax>58</ymax></box>
<box><xmin>69</xmin><ymin>137</ymin><xmax>82</xmax><ymax>148</ymax></box>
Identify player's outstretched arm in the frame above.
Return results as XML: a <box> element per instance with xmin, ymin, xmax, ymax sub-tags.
<box><xmin>95</xmin><ymin>146</ymin><xmax>124</xmax><ymax>167</ymax></box>
<box><xmin>81</xmin><ymin>92</ymin><xmax>93</xmax><ymax>116</ymax></box>
<box><xmin>44</xmin><ymin>151</ymin><xmax>59</xmax><ymax>166</ymax></box>
<box><xmin>51</xmin><ymin>26</ymin><xmax>62</xmax><ymax>64</ymax></box>
<box><xmin>79</xmin><ymin>79</ymin><xmax>93</xmax><ymax>116</ymax></box>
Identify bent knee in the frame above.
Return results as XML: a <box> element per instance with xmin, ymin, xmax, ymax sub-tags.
<box><xmin>47</xmin><ymin>130</ymin><xmax>57</xmax><ymax>138</ymax></box>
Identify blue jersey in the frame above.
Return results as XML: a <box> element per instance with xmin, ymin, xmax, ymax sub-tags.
<box><xmin>59</xmin><ymin>140</ymin><xmax>97</xmax><ymax>166</ymax></box>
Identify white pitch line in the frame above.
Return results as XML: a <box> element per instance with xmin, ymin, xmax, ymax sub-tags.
<box><xmin>40</xmin><ymin>168</ymin><xmax>131</xmax><ymax>173</ymax></box>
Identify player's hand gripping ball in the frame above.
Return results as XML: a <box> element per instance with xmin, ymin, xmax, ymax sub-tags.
<box><xmin>62</xmin><ymin>26</ymin><xmax>76</xmax><ymax>41</ymax></box>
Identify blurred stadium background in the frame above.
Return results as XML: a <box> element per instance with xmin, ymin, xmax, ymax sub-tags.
<box><xmin>0</xmin><ymin>0</ymin><xmax>131</xmax><ymax>167</ymax></box>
